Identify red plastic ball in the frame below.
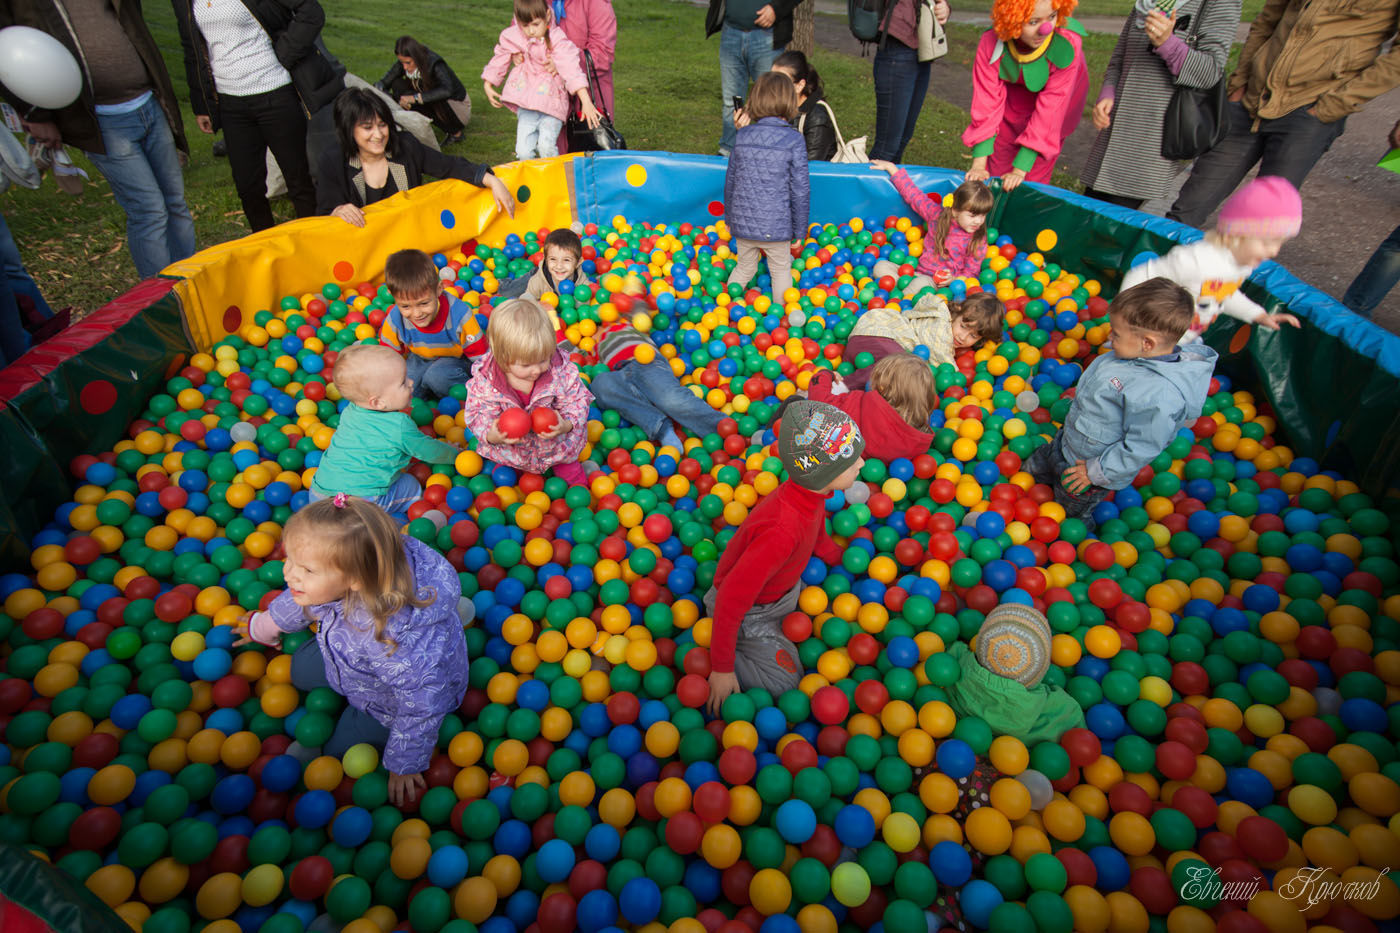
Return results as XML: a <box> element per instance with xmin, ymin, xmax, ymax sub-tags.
<box><xmin>1155</xmin><ymin>741</ymin><xmax>1198</xmax><ymax>780</ymax></box>
<box><xmin>498</xmin><ymin>407</ymin><xmax>532</xmax><ymax>439</ymax></box>
<box><xmin>810</xmin><ymin>686</ymin><xmax>850</xmax><ymax>726</ymax></box>
<box><xmin>1235</xmin><ymin>816</ymin><xmax>1288</xmax><ymax>863</ymax></box>
<box><xmin>531</xmin><ymin>407</ymin><xmax>560</xmax><ymax>434</ymax></box>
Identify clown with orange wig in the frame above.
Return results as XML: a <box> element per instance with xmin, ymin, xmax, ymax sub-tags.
<box><xmin>963</xmin><ymin>0</ymin><xmax>1088</xmax><ymax>190</ymax></box>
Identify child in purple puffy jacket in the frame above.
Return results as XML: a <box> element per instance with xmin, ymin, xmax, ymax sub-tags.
<box><xmin>724</xmin><ymin>72</ymin><xmax>810</xmax><ymax>308</ymax></box>
<box><xmin>242</xmin><ymin>497</ymin><xmax>469</xmax><ymax>807</ymax></box>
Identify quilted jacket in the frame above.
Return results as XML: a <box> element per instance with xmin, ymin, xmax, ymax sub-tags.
<box><xmin>461</xmin><ymin>348</ymin><xmax>592</xmax><ymax>473</ymax></box>
<box><xmin>724</xmin><ymin>116</ymin><xmax>810</xmax><ymax>243</ymax></box>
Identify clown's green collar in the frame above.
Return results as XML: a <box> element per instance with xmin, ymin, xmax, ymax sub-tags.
<box><xmin>990</xmin><ymin>17</ymin><xmax>1085</xmax><ymax>92</ymax></box>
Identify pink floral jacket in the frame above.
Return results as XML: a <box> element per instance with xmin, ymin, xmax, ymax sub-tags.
<box><xmin>481</xmin><ymin>19</ymin><xmax>589</xmax><ymax>122</ymax></box>
<box><xmin>462</xmin><ymin>348</ymin><xmax>592</xmax><ymax>473</ymax></box>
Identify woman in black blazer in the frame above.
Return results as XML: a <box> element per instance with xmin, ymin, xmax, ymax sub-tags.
<box><xmin>316</xmin><ymin>88</ymin><xmax>514</xmax><ymax>226</ymax></box>
<box><xmin>376</xmin><ymin>36</ymin><xmax>472</xmax><ymax>145</ymax></box>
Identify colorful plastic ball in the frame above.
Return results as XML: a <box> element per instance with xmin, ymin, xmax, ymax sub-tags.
<box><xmin>619</xmin><ymin>877</ymin><xmax>661</xmax><ymax>925</ymax></box>
<box><xmin>930</xmin><ymin>840</ymin><xmax>973</xmax><ymax>886</ymax></box>
<box><xmin>936</xmin><ymin>738</ymin><xmax>975</xmax><ymax>778</ymax></box>
<box><xmin>776</xmin><ymin>799</ymin><xmax>818</xmax><ymax>844</ymax></box>
<box><xmin>830</xmin><ymin>862</ymin><xmax>871</xmax><ymax>907</ymax></box>
<box><xmin>959</xmin><ymin>880</ymin><xmax>1004</xmax><ymax>928</ymax></box>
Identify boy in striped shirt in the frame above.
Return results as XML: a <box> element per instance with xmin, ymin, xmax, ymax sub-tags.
<box><xmin>379</xmin><ymin>249</ymin><xmax>488</xmax><ymax>400</ymax></box>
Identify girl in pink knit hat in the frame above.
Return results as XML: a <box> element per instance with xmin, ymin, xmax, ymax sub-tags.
<box><xmin>1120</xmin><ymin>176</ymin><xmax>1303</xmax><ymax>341</ymax></box>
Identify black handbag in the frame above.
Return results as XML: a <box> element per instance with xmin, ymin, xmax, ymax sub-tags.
<box><xmin>566</xmin><ymin>50</ymin><xmax>625</xmax><ymax>152</ymax></box>
<box><xmin>1161</xmin><ymin>13</ymin><xmax>1230</xmax><ymax>160</ymax></box>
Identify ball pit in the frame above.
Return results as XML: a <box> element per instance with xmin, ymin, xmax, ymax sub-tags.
<box><xmin>2</xmin><ymin>199</ymin><xmax>1400</xmax><ymax>933</ymax></box>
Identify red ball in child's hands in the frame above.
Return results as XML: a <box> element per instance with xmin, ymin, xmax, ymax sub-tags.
<box><xmin>531</xmin><ymin>408</ymin><xmax>560</xmax><ymax>434</ymax></box>
<box><xmin>498</xmin><ymin>407</ymin><xmax>532</xmax><ymax>439</ymax></box>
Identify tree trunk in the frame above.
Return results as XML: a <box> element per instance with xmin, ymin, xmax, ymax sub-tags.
<box><xmin>790</xmin><ymin>0</ymin><xmax>814</xmax><ymax>55</ymax></box>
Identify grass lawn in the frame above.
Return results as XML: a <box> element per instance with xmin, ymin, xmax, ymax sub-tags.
<box><xmin>0</xmin><ymin>0</ymin><xmax>1236</xmax><ymax>315</ymax></box>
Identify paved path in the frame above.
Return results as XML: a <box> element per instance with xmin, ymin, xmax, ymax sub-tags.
<box><xmin>697</xmin><ymin>0</ymin><xmax>1400</xmax><ymax>329</ymax></box>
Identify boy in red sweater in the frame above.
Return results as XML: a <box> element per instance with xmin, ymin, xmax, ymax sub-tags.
<box><xmin>807</xmin><ymin>353</ymin><xmax>936</xmax><ymax>463</ymax></box>
<box><xmin>704</xmin><ymin>401</ymin><xmax>866</xmax><ymax>714</ymax></box>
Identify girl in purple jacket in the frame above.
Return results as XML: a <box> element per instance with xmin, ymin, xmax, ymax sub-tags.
<box><xmin>724</xmin><ymin>73</ymin><xmax>810</xmax><ymax>308</ymax></box>
<box><xmin>243</xmin><ymin>497</ymin><xmax>469</xmax><ymax>807</ymax></box>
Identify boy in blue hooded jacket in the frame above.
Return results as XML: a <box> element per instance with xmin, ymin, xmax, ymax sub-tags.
<box><xmin>1026</xmin><ymin>277</ymin><xmax>1218</xmax><ymax>529</ymax></box>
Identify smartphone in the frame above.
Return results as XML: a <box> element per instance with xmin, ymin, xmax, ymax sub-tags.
<box><xmin>732</xmin><ymin>96</ymin><xmax>744</xmax><ymax>112</ymax></box>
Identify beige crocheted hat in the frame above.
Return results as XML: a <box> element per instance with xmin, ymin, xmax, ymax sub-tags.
<box><xmin>974</xmin><ymin>603</ymin><xmax>1053</xmax><ymax>687</ymax></box>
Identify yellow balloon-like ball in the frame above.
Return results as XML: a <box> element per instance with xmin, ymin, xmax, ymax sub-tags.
<box><xmin>342</xmin><ymin>743</ymin><xmax>379</xmax><ymax>779</ymax></box>
<box><xmin>1036</xmin><ymin>229</ymin><xmax>1059</xmax><ymax>252</ymax></box>
<box><xmin>881</xmin><ymin>812</ymin><xmax>920</xmax><ymax>852</ymax></box>
<box><xmin>171</xmin><ymin>631</ymin><xmax>206</xmax><ymax>662</ymax></box>
<box><xmin>830</xmin><ymin>863</ymin><xmax>871</xmax><ymax>907</ymax></box>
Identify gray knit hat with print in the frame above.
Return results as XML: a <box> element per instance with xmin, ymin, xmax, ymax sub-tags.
<box><xmin>777</xmin><ymin>400</ymin><xmax>865</xmax><ymax>490</ymax></box>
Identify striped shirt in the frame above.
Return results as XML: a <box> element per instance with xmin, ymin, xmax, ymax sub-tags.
<box><xmin>595</xmin><ymin>323</ymin><xmax>654</xmax><ymax>369</ymax></box>
<box><xmin>380</xmin><ymin>295</ymin><xmax>487</xmax><ymax>360</ymax></box>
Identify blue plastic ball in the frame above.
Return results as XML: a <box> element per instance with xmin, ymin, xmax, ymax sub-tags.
<box><xmin>935</xmin><ymin>739</ymin><xmax>975</xmax><ymax>779</ymax></box>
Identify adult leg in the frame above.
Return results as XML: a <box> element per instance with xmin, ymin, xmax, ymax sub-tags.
<box><xmin>1342</xmin><ymin>225</ymin><xmax>1400</xmax><ymax>318</ymax></box>
<box><xmin>535</xmin><ymin>115</ymin><xmax>565</xmax><ymax>158</ymax></box>
<box><xmin>629</xmin><ymin>359</ymin><xmax>725</xmax><ymax>438</ymax></box>
<box><xmin>84</xmin><ymin>107</ymin><xmax>179</xmax><ymax>278</ymax></box>
<box><xmin>1166</xmin><ymin>102</ymin><xmax>1265</xmax><ymax>229</ymax></box>
<box><xmin>870</xmin><ymin>43</ymin><xmax>917</xmax><ymax>163</ymax></box>
<box><xmin>261</xmin><ymin>87</ymin><xmax>316</xmax><ymax>219</ymax></box>
<box><xmin>726</xmin><ymin>238</ymin><xmax>762</xmax><ymax>290</ymax></box>
<box><xmin>893</xmin><ymin>59</ymin><xmax>932</xmax><ymax>163</ymax></box>
<box><xmin>219</xmin><ymin>93</ymin><xmax>277</xmax><ymax>232</ymax></box>
<box><xmin>0</xmin><ymin>253</ymin><xmax>27</xmax><ymax>367</ymax></box>
<box><xmin>1083</xmin><ymin>187</ymin><xmax>1144</xmax><ymax>211</ymax></box>
<box><xmin>425</xmin><ymin>100</ymin><xmax>465</xmax><ymax>134</ymax></box>
<box><xmin>759</xmin><ymin>239</ymin><xmax>793</xmax><ymax>307</ymax></box>
<box><xmin>588</xmin><ymin>366</ymin><xmax>672</xmax><ymax>437</ymax></box>
<box><xmin>718</xmin><ymin>25</ymin><xmax>748</xmax><ymax>156</ymax></box>
<box><xmin>0</xmin><ymin>213</ymin><xmax>54</xmax><ymax>320</ymax></box>
<box><xmin>420</xmin><ymin>358</ymin><xmax>474</xmax><ymax>398</ymax></box>
<box><xmin>1256</xmin><ymin>108</ymin><xmax>1347</xmax><ymax>192</ymax></box>
<box><xmin>745</xmin><ymin>26</ymin><xmax>781</xmax><ymax>77</ymax></box>
<box><xmin>135</xmin><ymin>95</ymin><xmax>197</xmax><ymax>267</ymax></box>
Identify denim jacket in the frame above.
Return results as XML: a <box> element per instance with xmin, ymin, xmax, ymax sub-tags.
<box><xmin>1061</xmin><ymin>343</ymin><xmax>1218</xmax><ymax>490</ymax></box>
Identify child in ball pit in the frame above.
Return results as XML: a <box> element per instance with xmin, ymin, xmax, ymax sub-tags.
<box><xmin>462</xmin><ymin>298</ymin><xmax>593</xmax><ymax>485</ymax></box>
<box><xmin>1121</xmin><ymin>176</ymin><xmax>1303</xmax><ymax>342</ymax></box>
<box><xmin>963</xmin><ymin>0</ymin><xmax>1089</xmax><ymax>191</ymax></box>
<box><xmin>310</xmin><ymin>343</ymin><xmax>461</xmax><ymax>513</ymax></box>
<box><xmin>1025</xmin><ymin>276</ymin><xmax>1218</xmax><ymax>529</ymax></box>
<box><xmin>844</xmin><ymin>291</ymin><xmax>1005</xmax><ymax>390</ymax></box>
<box><xmin>496</xmin><ymin>227</ymin><xmax>595</xmax><ymax>310</ymax></box>
<box><xmin>240</xmin><ymin>496</ymin><xmax>469</xmax><ymax>807</ymax></box>
<box><xmin>805</xmin><ymin>353</ymin><xmax>937</xmax><ymax>463</ymax></box>
<box><xmin>704</xmin><ymin>400</ymin><xmax>865</xmax><ymax>713</ymax></box>
<box><xmin>867</xmin><ymin>168</ymin><xmax>996</xmax><ymax>298</ymax></box>
<box><xmin>378</xmin><ymin>249</ymin><xmax>488</xmax><ymax>400</ymax></box>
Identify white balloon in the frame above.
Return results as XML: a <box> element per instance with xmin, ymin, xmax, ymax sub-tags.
<box><xmin>229</xmin><ymin>422</ymin><xmax>257</xmax><ymax>443</ymax></box>
<box><xmin>1314</xmin><ymin>687</ymin><xmax>1342</xmax><ymax>717</ymax></box>
<box><xmin>1017</xmin><ymin>769</ymin><xmax>1054</xmax><ymax>810</ymax></box>
<box><xmin>457</xmin><ymin>596</ymin><xmax>476</xmax><ymax>625</ymax></box>
<box><xmin>845</xmin><ymin>482</ymin><xmax>870</xmax><ymax>505</ymax></box>
<box><xmin>1016</xmin><ymin>390</ymin><xmax>1040</xmax><ymax>412</ymax></box>
<box><xmin>0</xmin><ymin>27</ymin><xmax>83</xmax><ymax>111</ymax></box>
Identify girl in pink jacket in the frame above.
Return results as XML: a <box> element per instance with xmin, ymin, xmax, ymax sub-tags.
<box><xmin>483</xmin><ymin>0</ymin><xmax>601</xmax><ymax>161</ymax></box>
<box><xmin>462</xmin><ymin>299</ymin><xmax>593</xmax><ymax>485</ymax></box>
<box><xmin>963</xmin><ymin>0</ymin><xmax>1088</xmax><ymax>191</ymax></box>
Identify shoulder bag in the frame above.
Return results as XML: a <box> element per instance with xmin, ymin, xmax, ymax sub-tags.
<box><xmin>799</xmin><ymin>100</ymin><xmax>869</xmax><ymax>164</ymax></box>
<box><xmin>1161</xmin><ymin>9</ymin><xmax>1229</xmax><ymax>160</ymax></box>
<box><xmin>566</xmin><ymin>50</ymin><xmax>626</xmax><ymax>152</ymax></box>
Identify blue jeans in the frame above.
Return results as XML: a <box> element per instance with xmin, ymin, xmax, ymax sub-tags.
<box><xmin>0</xmin><ymin>213</ymin><xmax>54</xmax><ymax>321</ymax></box>
<box><xmin>719</xmin><ymin>24</ymin><xmax>782</xmax><ymax>155</ymax></box>
<box><xmin>1168</xmin><ymin>103</ymin><xmax>1346</xmax><ymax>229</ymax></box>
<box><xmin>1024</xmin><ymin>433</ymin><xmax>1110</xmax><ymax>530</ymax></box>
<box><xmin>495</xmin><ymin>275</ymin><xmax>532</xmax><ymax>300</ymax></box>
<box><xmin>406</xmin><ymin>354</ymin><xmax>473</xmax><ymax>400</ymax></box>
<box><xmin>290</xmin><ymin>638</ymin><xmax>390</xmax><ymax>756</ymax></box>
<box><xmin>870</xmin><ymin>40</ymin><xmax>931</xmax><ymax>163</ymax></box>
<box><xmin>1343</xmin><ymin>225</ymin><xmax>1400</xmax><ymax>319</ymax></box>
<box><xmin>0</xmin><ymin>212</ymin><xmax>52</xmax><ymax>366</ymax></box>
<box><xmin>310</xmin><ymin>472</ymin><xmax>423</xmax><ymax>515</ymax></box>
<box><xmin>84</xmin><ymin>94</ymin><xmax>196</xmax><ymax>279</ymax></box>
<box><xmin>588</xmin><ymin>359</ymin><xmax>725</xmax><ymax>440</ymax></box>
<box><xmin>516</xmin><ymin>108</ymin><xmax>564</xmax><ymax>160</ymax></box>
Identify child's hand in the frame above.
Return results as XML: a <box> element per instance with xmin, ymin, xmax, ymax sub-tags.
<box><xmin>1061</xmin><ymin>461</ymin><xmax>1093</xmax><ymax>495</ymax></box>
<box><xmin>545</xmin><ymin>60</ymin><xmax>558</xmax><ymax>76</ymax></box>
<box><xmin>1002</xmin><ymin>168</ymin><xmax>1028</xmax><ymax>192</ymax></box>
<box><xmin>539</xmin><ymin>416</ymin><xmax>573</xmax><ymax>440</ymax></box>
<box><xmin>933</xmin><ymin>270</ymin><xmax>954</xmax><ymax>287</ymax></box>
<box><xmin>581</xmin><ymin>101</ymin><xmax>602</xmax><ymax>129</ymax></box>
<box><xmin>828</xmin><ymin>374</ymin><xmax>850</xmax><ymax>396</ymax></box>
<box><xmin>733</xmin><ymin>107</ymin><xmax>751</xmax><ymax>129</ymax></box>
<box><xmin>232</xmin><ymin>611</ymin><xmax>279</xmax><ymax>649</ymax></box>
<box><xmin>869</xmin><ymin>159</ymin><xmax>898</xmax><ymax>175</ymax></box>
<box><xmin>511</xmin><ymin>52</ymin><xmax>524</xmax><ymax>67</ymax></box>
<box><xmin>1260</xmin><ymin>312</ymin><xmax>1301</xmax><ymax>330</ymax></box>
<box><xmin>486</xmin><ymin>420</ymin><xmax>525</xmax><ymax>445</ymax></box>
<box><xmin>483</xmin><ymin>82</ymin><xmax>503</xmax><ymax>109</ymax></box>
<box><xmin>388</xmin><ymin>771</ymin><xmax>426</xmax><ymax>807</ymax></box>
<box><xmin>707</xmin><ymin>671</ymin><xmax>740</xmax><ymax>718</ymax></box>
<box><xmin>484</xmin><ymin>174</ymin><xmax>517</xmax><ymax>218</ymax></box>
<box><xmin>966</xmin><ymin>157</ymin><xmax>991</xmax><ymax>183</ymax></box>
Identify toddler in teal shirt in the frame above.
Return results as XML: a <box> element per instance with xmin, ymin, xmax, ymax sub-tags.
<box><xmin>311</xmin><ymin>343</ymin><xmax>460</xmax><ymax>513</ymax></box>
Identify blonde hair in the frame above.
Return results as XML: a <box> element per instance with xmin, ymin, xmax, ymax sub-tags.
<box><xmin>932</xmin><ymin>180</ymin><xmax>995</xmax><ymax>261</ymax></box>
<box><xmin>283</xmin><ymin>498</ymin><xmax>432</xmax><ymax>654</ymax></box>
<box><xmin>487</xmin><ymin>299</ymin><xmax>557</xmax><ymax>366</ymax></box>
<box><xmin>332</xmin><ymin>343</ymin><xmax>405</xmax><ymax>406</ymax></box>
<box><xmin>869</xmin><ymin>354</ymin><xmax>937</xmax><ymax>430</ymax></box>
<box><xmin>744</xmin><ymin>72</ymin><xmax>799</xmax><ymax>124</ymax></box>
<box><xmin>951</xmin><ymin>293</ymin><xmax>1006</xmax><ymax>346</ymax></box>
